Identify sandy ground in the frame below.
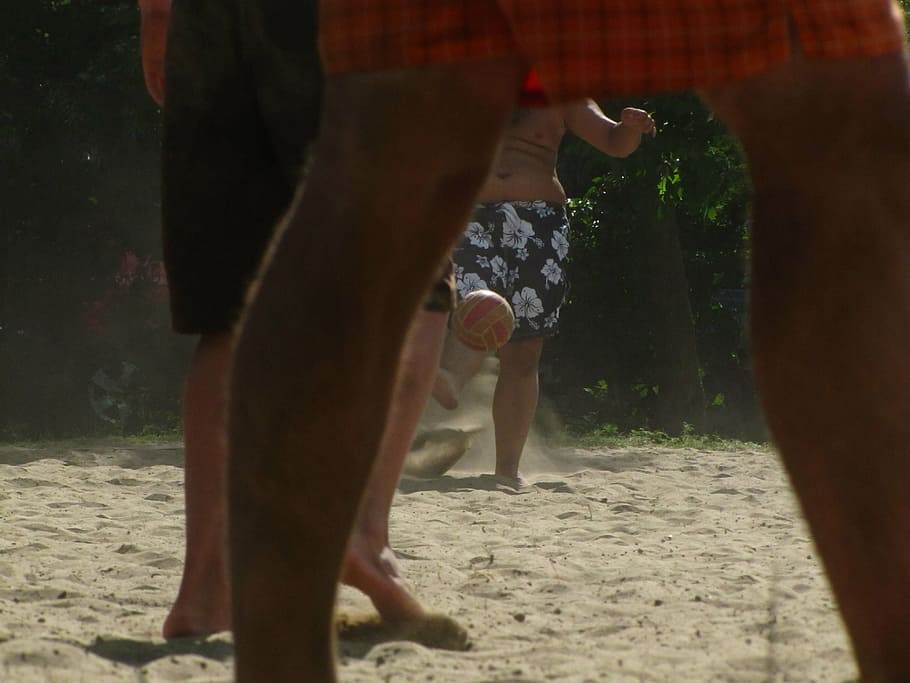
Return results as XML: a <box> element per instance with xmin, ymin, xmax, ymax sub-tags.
<box><xmin>0</xmin><ymin>372</ymin><xmax>858</xmax><ymax>682</ymax></box>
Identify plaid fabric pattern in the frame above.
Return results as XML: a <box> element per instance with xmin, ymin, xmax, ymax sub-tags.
<box><xmin>320</xmin><ymin>0</ymin><xmax>905</xmax><ymax>99</ymax></box>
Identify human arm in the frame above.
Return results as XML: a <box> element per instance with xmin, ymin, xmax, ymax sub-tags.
<box><xmin>564</xmin><ymin>99</ymin><xmax>656</xmax><ymax>158</ymax></box>
<box><xmin>139</xmin><ymin>0</ymin><xmax>171</xmax><ymax>106</ymax></box>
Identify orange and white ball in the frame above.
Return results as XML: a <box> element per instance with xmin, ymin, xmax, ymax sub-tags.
<box><xmin>451</xmin><ymin>289</ymin><xmax>516</xmax><ymax>352</ymax></box>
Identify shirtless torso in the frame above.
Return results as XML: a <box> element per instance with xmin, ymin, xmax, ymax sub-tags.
<box><xmin>477</xmin><ymin>100</ymin><xmax>656</xmax><ymax>204</ymax></box>
<box><xmin>478</xmin><ymin>107</ymin><xmax>568</xmax><ymax>203</ymax></box>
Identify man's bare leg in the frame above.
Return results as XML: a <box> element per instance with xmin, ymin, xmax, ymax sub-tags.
<box><xmin>703</xmin><ymin>51</ymin><xmax>910</xmax><ymax>682</ymax></box>
<box><xmin>492</xmin><ymin>337</ymin><xmax>544</xmax><ymax>483</ymax></box>
<box><xmin>163</xmin><ymin>332</ymin><xmax>232</xmax><ymax>638</ymax></box>
<box><xmin>228</xmin><ymin>60</ymin><xmax>524</xmax><ymax>683</ymax></box>
<box><xmin>433</xmin><ymin>333</ymin><xmax>487</xmax><ymax>409</ymax></box>
<box><xmin>343</xmin><ymin>308</ymin><xmax>448</xmax><ymax>622</ymax></box>
<box><xmin>164</xmin><ymin>312</ymin><xmax>447</xmax><ymax>637</ymax></box>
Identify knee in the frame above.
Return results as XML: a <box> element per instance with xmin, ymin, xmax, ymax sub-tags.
<box><xmin>499</xmin><ymin>339</ymin><xmax>544</xmax><ymax>379</ymax></box>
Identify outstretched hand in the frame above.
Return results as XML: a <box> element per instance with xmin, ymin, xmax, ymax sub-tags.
<box><xmin>620</xmin><ymin>107</ymin><xmax>657</xmax><ymax>137</ymax></box>
<box><xmin>140</xmin><ymin>2</ymin><xmax>171</xmax><ymax>106</ymax></box>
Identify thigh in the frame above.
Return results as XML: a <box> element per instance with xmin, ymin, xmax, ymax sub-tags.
<box><xmin>702</xmin><ymin>51</ymin><xmax>910</xmax><ymax>184</ymax></box>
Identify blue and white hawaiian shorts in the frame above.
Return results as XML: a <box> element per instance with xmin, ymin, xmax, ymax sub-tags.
<box><xmin>453</xmin><ymin>200</ymin><xmax>569</xmax><ymax>342</ymax></box>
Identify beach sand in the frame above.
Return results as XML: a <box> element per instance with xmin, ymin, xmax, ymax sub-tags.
<box><xmin>0</xmin><ymin>372</ymin><xmax>858</xmax><ymax>682</ymax></box>
<box><xmin>0</xmin><ymin>439</ymin><xmax>858</xmax><ymax>683</ymax></box>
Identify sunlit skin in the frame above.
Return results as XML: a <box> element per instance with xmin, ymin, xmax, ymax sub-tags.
<box><xmin>138</xmin><ymin>0</ymin><xmax>168</xmax><ymax>106</ymax></box>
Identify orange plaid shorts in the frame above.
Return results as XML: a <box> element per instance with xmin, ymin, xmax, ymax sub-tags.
<box><xmin>320</xmin><ymin>0</ymin><xmax>905</xmax><ymax>100</ymax></box>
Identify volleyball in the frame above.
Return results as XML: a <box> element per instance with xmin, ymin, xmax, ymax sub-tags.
<box><xmin>451</xmin><ymin>289</ymin><xmax>515</xmax><ymax>352</ymax></box>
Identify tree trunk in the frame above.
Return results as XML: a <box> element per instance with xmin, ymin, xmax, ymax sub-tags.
<box><xmin>641</xmin><ymin>205</ymin><xmax>705</xmax><ymax>433</ymax></box>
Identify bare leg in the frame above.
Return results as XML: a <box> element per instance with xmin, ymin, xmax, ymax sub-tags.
<box><xmin>492</xmin><ymin>337</ymin><xmax>543</xmax><ymax>482</ymax></box>
<box><xmin>164</xmin><ymin>313</ymin><xmax>447</xmax><ymax>635</ymax></box>
<box><xmin>433</xmin><ymin>332</ymin><xmax>488</xmax><ymax>409</ymax></box>
<box><xmin>228</xmin><ymin>61</ymin><xmax>524</xmax><ymax>683</ymax></box>
<box><xmin>703</xmin><ymin>52</ymin><xmax>910</xmax><ymax>682</ymax></box>
<box><xmin>163</xmin><ymin>332</ymin><xmax>232</xmax><ymax>638</ymax></box>
<box><xmin>343</xmin><ymin>308</ymin><xmax>448</xmax><ymax>622</ymax></box>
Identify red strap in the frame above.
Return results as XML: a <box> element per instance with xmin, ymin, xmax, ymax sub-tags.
<box><xmin>518</xmin><ymin>68</ymin><xmax>548</xmax><ymax>107</ymax></box>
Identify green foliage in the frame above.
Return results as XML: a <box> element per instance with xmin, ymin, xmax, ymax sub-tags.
<box><xmin>557</xmin><ymin>423</ymin><xmax>769</xmax><ymax>453</ymax></box>
<box><xmin>583</xmin><ymin>379</ymin><xmax>609</xmax><ymax>400</ymax></box>
<box><xmin>546</xmin><ymin>93</ymin><xmax>763</xmax><ymax>437</ymax></box>
<box><xmin>0</xmin><ymin>427</ymin><xmax>184</xmax><ymax>450</ymax></box>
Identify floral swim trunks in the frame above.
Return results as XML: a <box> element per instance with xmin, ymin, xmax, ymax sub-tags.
<box><xmin>453</xmin><ymin>201</ymin><xmax>569</xmax><ymax>342</ymax></box>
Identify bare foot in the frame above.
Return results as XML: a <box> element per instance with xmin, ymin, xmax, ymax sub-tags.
<box><xmin>163</xmin><ymin>535</ymin><xmax>422</xmax><ymax>636</ymax></box>
<box><xmin>432</xmin><ymin>369</ymin><xmax>460</xmax><ymax>410</ymax></box>
<box><xmin>493</xmin><ymin>472</ymin><xmax>530</xmax><ymax>490</ymax></box>
<box><xmin>342</xmin><ymin>534</ymin><xmax>425</xmax><ymax>624</ymax></box>
<box><xmin>162</xmin><ymin>579</ymin><xmax>232</xmax><ymax>638</ymax></box>
<box><xmin>404</xmin><ymin>426</ymin><xmax>480</xmax><ymax>478</ymax></box>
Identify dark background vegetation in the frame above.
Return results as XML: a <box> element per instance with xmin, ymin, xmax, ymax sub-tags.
<box><xmin>3</xmin><ymin>1</ymin><xmax>908</xmax><ymax>440</ymax></box>
<box><xmin>2</xmin><ymin>0</ymin><xmax>191</xmax><ymax>437</ymax></box>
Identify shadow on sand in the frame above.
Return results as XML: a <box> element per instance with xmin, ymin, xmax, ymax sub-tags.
<box><xmin>87</xmin><ymin>634</ymin><xmax>233</xmax><ymax>667</ymax></box>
